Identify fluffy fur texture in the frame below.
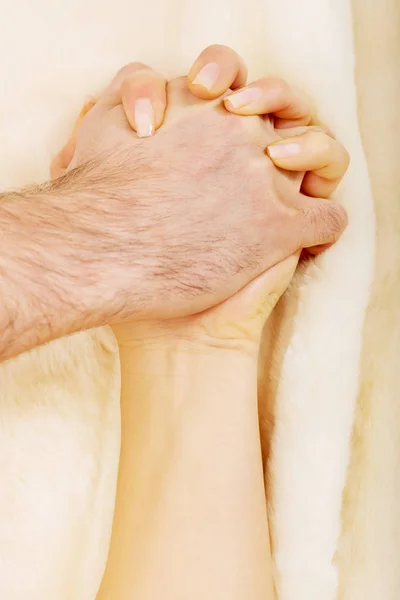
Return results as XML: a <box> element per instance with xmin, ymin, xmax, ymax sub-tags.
<box><xmin>250</xmin><ymin>5</ymin><xmax>373</xmax><ymax>600</ymax></box>
<box><xmin>336</xmin><ymin>1</ymin><xmax>400</xmax><ymax>598</ymax></box>
<box><xmin>0</xmin><ymin>0</ymin><xmax>394</xmax><ymax>598</ymax></box>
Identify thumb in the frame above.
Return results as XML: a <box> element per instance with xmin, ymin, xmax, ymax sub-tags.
<box><xmin>50</xmin><ymin>100</ymin><xmax>96</xmax><ymax>179</ymax></box>
<box><xmin>298</xmin><ymin>198</ymin><xmax>348</xmax><ymax>250</ymax></box>
<box><xmin>205</xmin><ymin>254</ymin><xmax>299</xmax><ymax>341</ymax></box>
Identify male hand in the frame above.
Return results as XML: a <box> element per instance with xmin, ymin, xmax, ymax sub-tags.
<box><xmin>51</xmin><ymin>50</ymin><xmax>348</xmax><ymax>325</ymax></box>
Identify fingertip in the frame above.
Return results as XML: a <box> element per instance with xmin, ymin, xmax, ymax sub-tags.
<box><xmin>222</xmin><ymin>87</ymin><xmax>262</xmax><ymax>114</ymax></box>
<box><xmin>104</xmin><ymin>62</ymin><xmax>149</xmax><ymax>96</ymax></box>
<box><xmin>121</xmin><ymin>72</ymin><xmax>167</xmax><ymax>136</ymax></box>
<box><xmin>266</xmin><ymin>131</ymin><xmax>330</xmax><ymax>169</ymax></box>
<box><xmin>187</xmin><ymin>44</ymin><xmax>247</xmax><ymax>99</ymax></box>
<box><xmin>188</xmin><ymin>61</ymin><xmax>221</xmax><ymax>99</ymax></box>
<box><xmin>266</xmin><ymin>140</ymin><xmax>303</xmax><ymax>167</ymax></box>
<box><xmin>222</xmin><ymin>96</ymin><xmax>240</xmax><ymax>115</ymax></box>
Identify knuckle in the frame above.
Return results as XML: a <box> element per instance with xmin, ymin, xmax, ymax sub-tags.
<box><xmin>234</xmin><ymin>112</ymin><xmax>263</xmax><ymax>140</ymax></box>
<box><xmin>342</xmin><ymin>146</ymin><xmax>351</xmax><ymax>171</ymax></box>
<box><xmin>303</xmin><ymin>131</ymin><xmax>333</xmax><ymax>162</ymax></box>
<box><xmin>263</xmin><ymin>76</ymin><xmax>290</xmax><ymax>97</ymax></box>
<box><xmin>127</xmin><ymin>69</ymin><xmax>164</xmax><ymax>84</ymax></box>
<box><xmin>306</xmin><ymin>125</ymin><xmax>328</xmax><ymax>135</ymax></box>
<box><xmin>114</xmin><ymin>62</ymin><xmax>150</xmax><ymax>82</ymax></box>
<box><xmin>168</xmin><ymin>75</ymin><xmax>187</xmax><ymax>90</ymax></box>
<box><xmin>311</xmin><ymin>130</ymin><xmax>332</xmax><ymax>150</ymax></box>
<box><xmin>121</xmin><ymin>61</ymin><xmax>149</xmax><ymax>74</ymax></box>
<box><xmin>122</xmin><ymin>74</ymin><xmax>164</xmax><ymax>97</ymax></box>
<box><xmin>203</xmin><ymin>43</ymin><xmax>236</xmax><ymax>57</ymax></box>
<box><xmin>319</xmin><ymin>135</ymin><xmax>351</xmax><ymax>178</ymax></box>
<box><xmin>314</xmin><ymin>121</ymin><xmax>332</xmax><ymax>136</ymax></box>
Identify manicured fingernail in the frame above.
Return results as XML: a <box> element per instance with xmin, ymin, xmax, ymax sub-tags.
<box><xmin>224</xmin><ymin>87</ymin><xmax>262</xmax><ymax>109</ymax></box>
<box><xmin>192</xmin><ymin>62</ymin><xmax>220</xmax><ymax>91</ymax></box>
<box><xmin>134</xmin><ymin>97</ymin><xmax>154</xmax><ymax>138</ymax></box>
<box><xmin>267</xmin><ymin>142</ymin><xmax>301</xmax><ymax>159</ymax></box>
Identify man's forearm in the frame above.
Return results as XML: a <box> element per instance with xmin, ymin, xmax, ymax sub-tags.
<box><xmin>0</xmin><ymin>184</ymin><xmax>104</xmax><ymax>361</ymax></box>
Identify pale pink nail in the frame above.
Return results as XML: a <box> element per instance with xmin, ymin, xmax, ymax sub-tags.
<box><xmin>192</xmin><ymin>62</ymin><xmax>220</xmax><ymax>91</ymax></box>
<box><xmin>267</xmin><ymin>142</ymin><xmax>301</xmax><ymax>159</ymax></box>
<box><xmin>134</xmin><ymin>97</ymin><xmax>154</xmax><ymax>138</ymax></box>
<box><xmin>225</xmin><ymin>87</ymin><xmax>262</xmax><ymax>109</ymax></box>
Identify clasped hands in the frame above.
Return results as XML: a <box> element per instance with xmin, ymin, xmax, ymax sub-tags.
<box><xmin>51</xmin><ymin>44</ymin><xmax>349</xmax><ymax>348</ymax></box>
<box><xmin>47</xmin><ymin>44</ymin><xmax>351</xmax><ymax>600</ymax></box>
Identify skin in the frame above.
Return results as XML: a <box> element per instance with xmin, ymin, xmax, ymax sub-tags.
<box><xmin>48</xmin><ymin>46</ymin><xmax>349</xmax><ymax>599</ymax></box>
<box><xmin>0</xmin><ymin>47</ymin><xmax>350</xmax><ymax>363</ymax></box>
<box><xmin>0</xmin><ymin>53</ymin><xmax>349</xmax><ymax>598</ymax></box>
<box><xmin>54</xmin><ymin>46</ymin><xmax>349</xmax><ymax>202</ymax></box>
<box><xmin>96</xmin><ymin>259</ymin><xmax>296</xmax><ymax>600</ymax></box>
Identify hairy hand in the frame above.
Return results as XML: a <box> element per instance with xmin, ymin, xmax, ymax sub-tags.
<box><xmin>51</xmin><ymin>53</ymin><xmax>348</xmax><ymax>327</ymax></box>
<box><xmin>113</xmin><ymin>254</ymin><xmax>298</xmax><ymax>357</ymax></box>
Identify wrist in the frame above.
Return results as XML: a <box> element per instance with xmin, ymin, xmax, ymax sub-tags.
<box><xmin>115</xmin><ymin>326</ymin><xmax>269</xmax><ymax>600</ymax></box>
<box><xmin>113</xmin><ymin>317</ymin><xmax>264</xmax><ymax>357</ymax></box>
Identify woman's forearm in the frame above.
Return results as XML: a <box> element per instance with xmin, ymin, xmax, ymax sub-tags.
<box><xmin>97</xmin><ymin>339</ymin><xmax>274</xmax><ymax>600</ymax></box>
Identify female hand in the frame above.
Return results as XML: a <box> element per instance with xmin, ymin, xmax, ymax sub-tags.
<box><xmin>52</xmin><ymin>44</ymin><xmax>349</xmax><ymax>205</ymax></box>
<box><xmin>112</xmin><ymin>255</ymin><xmax>297</xmax><ymax>358</ymax></box>
<box><xmin>65</xmin><ymin>50</ymin><xmax>350</xmax><ymax>600</ymax></box>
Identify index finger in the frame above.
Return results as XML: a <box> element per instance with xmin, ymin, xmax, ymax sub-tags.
<box><xmin>97</xmin><ymin>62</ymin><xmax>152</xmax><ymax>106</ymax></box>
<box><xmin>94</xmin><ymin>62</ymin><xmax>168</xmax><ymax>137</ymax></box>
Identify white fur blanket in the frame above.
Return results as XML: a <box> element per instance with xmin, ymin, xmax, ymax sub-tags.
<box><xmin>0</xmin><ymin>0</ymin><xmax>396</xmax><ymax>598</ymax></box>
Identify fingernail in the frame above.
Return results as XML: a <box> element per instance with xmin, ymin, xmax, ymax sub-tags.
<box><xmin>192</xmin><ymin>62</ymin><xmax>220</xmax><ymax>91</ymax></box>
<box><xmin>134</xmin><ymin>97</ymin><xmax>154</xmax><ymax>138</ymax></box>
<box><xmin>267</xmin><ymin>142</ymin><xmax>301</xmax><ymax>159</ymax></box>
<box><xmin>224</xmin><ymin>87</ymin><xmax>262</xmax><ymax>109</ymax></box>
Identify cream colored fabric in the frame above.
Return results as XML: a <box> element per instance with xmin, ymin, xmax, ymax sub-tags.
<box><xmin>0</xmin><ymin>0</ymin><xmax>382</xmax><ymax>599</ymax></box>
<box><xmin>336</xmin><ymin>1</ymin><xmax>400</xmax><ymax>598</ymax></box>
<box><xmin>0</xmin><ymin>328</ymin><xmax>120</xmax><ymax>599</ymax></box>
